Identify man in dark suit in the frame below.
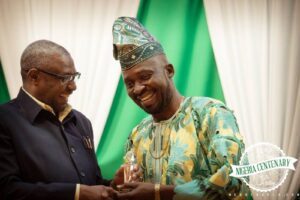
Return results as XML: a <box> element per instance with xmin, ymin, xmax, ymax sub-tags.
<box><xmin>0</xmin><ymin>40</ymin><xmax>117</xmax><ymax>200</ymax></box>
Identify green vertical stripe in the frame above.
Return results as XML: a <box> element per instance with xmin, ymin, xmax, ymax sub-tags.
<box><xmin>97</xmin><ymin>0</ymin><xmax>224</xmax><ymax>179</ymax></box>
<box><xmin>0</xmin><ymin>61</ymin><xmax>10</xmax><ymax>104</ymax></box>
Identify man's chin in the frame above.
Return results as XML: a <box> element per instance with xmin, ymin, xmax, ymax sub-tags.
<box><xmin>139</xmin><ymin>105</ymin><xmax>152</xmax><ymax>113</ymax></box>
<box><xmin>141</xmin><ymin>105</ymin><xmax>161</xmax><ymax>115</ymax></box>
<box><xmin>54</xmin><ymin>104</ymin><xmax>67</xmax><ymax>114</ymax></box>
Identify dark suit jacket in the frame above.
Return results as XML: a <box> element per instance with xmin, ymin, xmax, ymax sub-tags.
<box><xmin>0</xmin><ymin>89</ymin><xmax>110</xmax><ymax>200</ymax></box>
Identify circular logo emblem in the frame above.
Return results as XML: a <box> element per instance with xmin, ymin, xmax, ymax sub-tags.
<box><xmin>230</xmin><ymin>142</ymin><xmax>297</xmax><ymax>192</ymax></box>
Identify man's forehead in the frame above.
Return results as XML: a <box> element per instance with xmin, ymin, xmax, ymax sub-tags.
<box><xmin>122</xmin><ymin>58</ymin><xmax>162</xmax><ymax>79</ymax></box>
<box><xmin>123</xmin><ymin>64</ymin><xmax>152</xmax><ymax>76</ymax></box>
<box><xmin>44</xmin><ymin>54</ymin><xmax>75</xmax><ymax>72</ymax></box>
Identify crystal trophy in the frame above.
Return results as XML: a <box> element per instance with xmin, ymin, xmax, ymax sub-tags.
<box><xmin>123</xmin><ymin>150</ymin><xmax>136</xmax><ymax>183</ymax></box>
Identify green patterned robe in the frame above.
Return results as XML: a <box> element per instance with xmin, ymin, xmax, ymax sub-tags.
<box><xmin>125</xmin><ymin>97</ymin><xmax>249</xmax><ymax>199</ymax></box>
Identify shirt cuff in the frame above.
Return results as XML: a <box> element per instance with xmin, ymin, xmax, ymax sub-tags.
<box><xmin>75</xmin><ymin>184</ymin><xmax>80</xmax><ymax>200</ymax></box>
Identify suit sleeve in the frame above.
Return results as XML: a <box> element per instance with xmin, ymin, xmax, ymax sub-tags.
<box><xmin>0</xmin><ymin>121</ymin><xmax>76</xmax><ymax>200</ymax></box>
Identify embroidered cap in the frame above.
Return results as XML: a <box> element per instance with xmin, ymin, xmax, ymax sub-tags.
<box><xmin>113</xmin><ymin>17</ymin><xmax>164</xmax><ymax>70</ymax></box>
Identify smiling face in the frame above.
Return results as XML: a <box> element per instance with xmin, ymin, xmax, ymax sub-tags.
<box><xmin>30</xmin><ymin>53</ymin><xmax>77</xmax><ymax>114</ymax></box>
<box><xmin>122</xmin><ymin>54</ymin><xmax>174</xmax><ymax>117</ymax></box>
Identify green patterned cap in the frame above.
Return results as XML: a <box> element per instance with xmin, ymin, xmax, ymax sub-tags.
<box><xmin>113</xmin><ymin>17</ymin><xmax>164</xmax><ymax>70</ymax></box>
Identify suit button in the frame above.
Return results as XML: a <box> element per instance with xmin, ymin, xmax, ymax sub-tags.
<box><xmin>70</xmin><ymin>147</ymin><xmax>76</xmax><ymax>153</ymax></box>
<box><xmin>80</xmin><ymin>172</ymin><xmax>85</xmax><ymax>177</ymax></box>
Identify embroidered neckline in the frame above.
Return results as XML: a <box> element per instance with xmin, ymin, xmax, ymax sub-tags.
<box><xmin>149</xmin><ymin>97</ymin><xmax>186</xmax><ymax>160</ymax></box>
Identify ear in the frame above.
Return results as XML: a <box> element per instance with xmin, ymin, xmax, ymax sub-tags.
<box><xmin>26</xmin><ymin>68</ymin><xmax>40</xmax><ymax>85</ymax></box>
<box><xmin>164</xmin><ymin>64</ymin><xmax>174</xmax><ymax>78</ymax></box>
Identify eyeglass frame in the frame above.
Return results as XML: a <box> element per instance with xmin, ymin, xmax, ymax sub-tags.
<box><xmin>25</xmin><ymin>68</ymin><xmax>81</xmax><ymax>84</ymax></box>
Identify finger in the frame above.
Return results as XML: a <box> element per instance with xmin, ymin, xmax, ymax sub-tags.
<box><xmin>105</xmin><ymin>187</ymin><xmax>114</xmax><ymax>194</ymax></box>
<box><xmin>132</xmin><ymin>173</ymin><xmax>137</xmax><ymax>180</ymax></box>
<box><xmin>122</xmin><ymin>182</ymin><xmax>139</xmax><ymax>189</ymax></box>
<box><xmin>117</xmin><ymin>191</ymin><xmax>132</xmax><ymax>199</ymax></box>
<box><xmin>134</xmin><ymin>166</ymin><xmax>143</xmax><ymax>177</ymax></box>
<box><xmin>100</xmin><ymin>190</ymin><xmax>109</xmax><ymax>198</ymax></box>
<box><xmin>131</xmin><ymin>174</ymin><xmax>143</xmax><ymax>182</ymax></box>
<box><xmin>133</xmin><ymin>164</ymin><xmax>139</xmax><ymax>172</ymax></box>
<box><xmin>107</xmin><ymin>188</ymin><xmax>118</xmax><ymax>199</ymax></box>
<box><xmin>132</xmin><ymin>172</ymin><xmax>143</xmax><ymax>182</ymax></box>
<box><xmin>108</xmin><ymin>186</ymin><xmax>117</xmax><ymax>191</ymax></box>
<box><xmin>138</xmin><ymin>176</ymin><xmax>144</xmax><ymax>182</ymax></box>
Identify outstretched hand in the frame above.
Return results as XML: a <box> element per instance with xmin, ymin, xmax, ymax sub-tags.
<box><xmin>79</xmin><ymin>185</ymin><xmax>117</xmax><ymax>200</ymax></box>
<box><xmin>117</xmin><ymin>182</ymin><xmax>155</xmax><ymax>200</ymax></box>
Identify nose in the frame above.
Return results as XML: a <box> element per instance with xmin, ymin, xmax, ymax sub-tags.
<box><xmin>132</xmin><ymin>82</ymin><xmax>145</xmax><ymax>95</ymax></box>
<box><xmin>66</xmin><ymin>80</ymin><xmax>77</xmax><ymax>91</ymax></box>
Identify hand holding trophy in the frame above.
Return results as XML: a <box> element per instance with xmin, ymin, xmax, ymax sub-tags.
<box><xmin>123</xmin><ymin>150</ymin><xmax>137</xmax><ymax>183</ymax></box>
<box><xmin>112</xmin><ymin>150</ymin><xmax>143</xmax><ymax>193</ymax></box>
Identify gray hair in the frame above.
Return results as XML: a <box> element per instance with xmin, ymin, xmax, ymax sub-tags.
<box><xmin>20</xmin><ymin>40</ymin><xmax>71</xmax><ymax>80</ymax></box>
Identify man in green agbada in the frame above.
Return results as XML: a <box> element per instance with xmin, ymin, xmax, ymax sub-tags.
<box><xmin>113</xmin><ymin>16</ymin><xmax>249</xmax><ymax>200</ymax></box>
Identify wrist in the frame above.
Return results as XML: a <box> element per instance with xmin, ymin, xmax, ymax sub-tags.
<box><xmin>159</xmin><ymin>185</ymin><xmax>175</xmax><ymax>200</ymax></box>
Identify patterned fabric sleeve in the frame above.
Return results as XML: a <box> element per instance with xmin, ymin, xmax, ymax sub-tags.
<box><xmin>174</xmin><ymin>100</ymin><xmax>247</xmax><ymax>200</ymax></box>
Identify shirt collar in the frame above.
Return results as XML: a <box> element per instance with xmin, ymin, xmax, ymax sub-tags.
<box><xmin>21</xmin><ymin>87</ymin><xmax>72</xmax><ymax>122</ymax></box>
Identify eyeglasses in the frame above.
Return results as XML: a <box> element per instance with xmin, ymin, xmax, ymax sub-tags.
<box><xmin>33</xmin><ymin>68</ymin><xmax>81</xmax><ymax>84</ymax></box>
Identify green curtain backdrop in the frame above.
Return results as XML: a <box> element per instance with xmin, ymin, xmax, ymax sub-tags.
<box><xmin>97</xmin><ymin>0</ymin><xmax>224</xmax><ymax>179</ymax></box>
<box><xmin>0</xmin><ymin>61</ymin><xmax>10</xmax><ymax>104</ymax></box>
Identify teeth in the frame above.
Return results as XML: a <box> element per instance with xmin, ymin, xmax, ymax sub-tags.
<box><xmin>139</xmin><ymin>93</ymin><xmax>153</xmax><ymax>101</ymax></box>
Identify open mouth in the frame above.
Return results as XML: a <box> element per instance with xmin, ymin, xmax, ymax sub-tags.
<box><xmin>138</xmin><ymin>92</ymin><xmax>155</xmax><ymax>107</ymax></box>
